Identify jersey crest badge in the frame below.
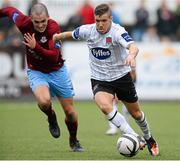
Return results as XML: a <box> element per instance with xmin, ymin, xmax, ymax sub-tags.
<box><xmin>40</xmin><ymin>36</ymin><xmax>47</xmax><ymax>43</ymax></box>
<box><xmin>106</xmin><ymin>37</ymin><xmax>112</xmax><ymax>44</ymax></box>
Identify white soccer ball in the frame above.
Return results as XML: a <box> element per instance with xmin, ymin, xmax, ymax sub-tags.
<box><xmin>117</xmin><ymin>133</ymin><xmax>140</xmax><ymax>157</ymax></box>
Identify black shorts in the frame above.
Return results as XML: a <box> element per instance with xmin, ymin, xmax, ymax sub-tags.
<box><xmin>91</xmin><ymin>73</ymin><xmax>138</xmax><ymax>103</ymax></box>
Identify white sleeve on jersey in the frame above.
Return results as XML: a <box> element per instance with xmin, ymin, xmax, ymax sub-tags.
<box><xmin>72</xmin><ymin>25</ymin><xmax>92</xmax><ymax>41</ymax></box>
<box><xmin>114</xmin><ymin>26</ymin><xmax>134</xmax><ymax>48</ymax></box>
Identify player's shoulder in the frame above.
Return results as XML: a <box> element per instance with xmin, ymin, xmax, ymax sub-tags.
<box><xmin>48</xmin><ymin>19</ymin><xmax>59</xmax><ymax>28</ymax></box>
<box><xmin>18</xmin><ymin>16</ymin><xmax>32</xmax><ymax>31</ymax></box>
<box><xmin>112</xmin><ymin>23</ymin><xmax>126</xmax><ymax>33</ymax></box>
<box><xmin>79</xmin><ymin>23</ymin><xmax>96</xmax><ymax>34</ymax></box>
<box><xmin>47</xmin><ymin>19</ymin><xmax>60</xmax><ymax>34</ymax></box>
<box><xmin>80</xmin><ymin>23</ymin><xmax>95</xmax><ymax>29</ymax></box>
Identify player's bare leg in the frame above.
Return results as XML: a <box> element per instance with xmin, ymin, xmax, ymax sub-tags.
<box><xmin>95</xmin><ymin>92</ymin><xmax>146</xmax><ymax>149</ymax></box>
<box><xmin>34</xmin><ymin>85</ymin><xmax>60</xmax><ymax>138</ymax></box>
<box><xmin>123</xmin><ymin>101</ymin><xmax>159</xmax><ymax>156</ymax></box>
<box><xmin>58</xmin><ymin>97</ymin><xmax>84</xmax><ymax>152</ymax></box>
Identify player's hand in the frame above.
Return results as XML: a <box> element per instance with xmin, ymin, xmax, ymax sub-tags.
<box><xmin>124</xmin><ymin>54</ymin><xmax>136</xmax><ymax>68</ymax></box>
<box><xmin>53</xmin><ymin>33</ymin><xmax>61</xmax><ymax>43</ymax></box>
<box><xmin>22</xmin><ymin>33</ymin><xmax>36</xmax><ymax>49</ymax></box>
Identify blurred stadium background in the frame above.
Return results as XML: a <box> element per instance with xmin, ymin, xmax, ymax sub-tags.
<box><xmin>0</xmin><ymin>0</ymin><xmax>179</xmax><ymax>101</ymax></box>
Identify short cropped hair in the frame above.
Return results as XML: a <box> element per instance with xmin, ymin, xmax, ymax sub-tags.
<box><xmin>30</xmin><ymin>3</ymin><xmax>49</xmax><ymax>16</ymax></box>
<box><xmin>94</xmin><ymin>4</ymin><xmax>112</xmax><ymax>17</ymax></box>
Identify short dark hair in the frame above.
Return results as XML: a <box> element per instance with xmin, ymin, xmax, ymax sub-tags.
<box><xmin>30</xmin><ymin>3</ymin><xmax>49</xmax><ymax>16</ymax></box>
<box><xmin>94</xmin><ymin>4</ymin><xmax>112</xmax><ymax>17</ymax></box>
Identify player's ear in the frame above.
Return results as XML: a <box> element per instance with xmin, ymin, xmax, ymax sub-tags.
<box><xmin>30</xmin><ymin>15</ymin><xmax>34</xmax><ymax>21</ymax></box>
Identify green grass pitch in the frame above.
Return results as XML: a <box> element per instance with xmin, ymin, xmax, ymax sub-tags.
<box><xmin>0</xmin><ymin>100</ymin><xmax>180</xmax><ymax>160</ymax></box>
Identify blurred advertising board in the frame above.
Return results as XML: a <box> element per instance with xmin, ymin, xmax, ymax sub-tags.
<box><xmin>63</xmin><ymin>42</ymin><xmax>180</xmax><ymax>101</ymax></box>
<box><xmin>0</xmin><ymin>46</ymin><xmax>30</xmax><ymax>98</ymax></box>
<box><xmin>136</xmin><ymin>43</ymin><xmax>180</xmax><ymax>100</ymax></box>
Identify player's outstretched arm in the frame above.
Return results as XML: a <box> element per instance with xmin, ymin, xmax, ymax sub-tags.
<box><xmin>124</xmin><ymin>43</ymin><xmax>139</xmax><ymax>68</ymax></box>
<box><xmin>53</xmin><ymin>32</ymin><xmax>73</xmax><ymax>42</ymax></box>
<box><xmin>0</xmin><ymin>7</ymin><xmax>26</xmax><ymax>27</ymax></box>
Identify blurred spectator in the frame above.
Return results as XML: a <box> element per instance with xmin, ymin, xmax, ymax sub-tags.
<box><xmin>109</xmin><ymin>2</ymin><xmax>121</xmax><ymax>25</ymax></box>
<box><xmin>78</xmin><ymin>0</ymin><xmax>94</xmax><ymax>24</ymax></box>
<box><xmin>132</xmin><ymin>0</ymin><xmax>149</xmax><ymax>41</ymax></box>
<box><xmin>175</xmin><ymin>28</ymin><xmax>180</xmax><ymax>41</ymax></box>
<box><xmin>0</xmin><ymin>30</ymin><xmax>6</xmax><ymax>47</ymax></box>
<box><xmin>6</xmin><ymin>25</ymin><xmax>22</xmax><ymax>47</ymax></box>
<box><xmin>156</xmin><ymin>0</ymin><xmax>174</xmax><ymax>40</ymax></box>
<box><xmin>27</xmin><ymin>0</ymin><xmax>39</xmax><ymax>15</ymax></box>
<box><xmin>0</xmin><ymin>0</ymin><xmax>14</xmax><ymax>32</ymax></box>
<box><xmin>160</xmin><ymin>35</ymin><xmax>171</xmax><ymax>42</ymax></box>
<box><xmin>173</xmin><ymin>0</ymin><xmax>180</xmax><ymax>41</ymax></box>
<box><xmin>142</xmin><ymin>25</ymin><xmax>160</xmax><ymax>42</ymax></box>
<box><xmin>62</xmin><ymin>11</ymin><xmax>82</xmax><ymax>32</ymax></box>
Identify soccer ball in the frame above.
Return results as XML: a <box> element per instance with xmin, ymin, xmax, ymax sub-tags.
<box><xmin>117</xmin><ymin>134</ymin><xmax>140</xmax><ymax>157</ymax></box>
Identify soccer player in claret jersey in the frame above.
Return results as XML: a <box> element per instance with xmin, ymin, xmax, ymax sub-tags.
<box><xmin>0</xmin><ymin>3</ymin><xmax>84</xmax><ymax>152</ymax></box>
<box><xmin>53</xmin><ymin>3</ymin><xmax>159</xmax><ymax>156</ymax></box>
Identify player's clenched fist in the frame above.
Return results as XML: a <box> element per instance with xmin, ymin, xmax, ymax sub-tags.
<box><xmin>124</xmin><ymin>54</ymin><xmax>136</xmax><ymax>68</ymax></box>
<box><xmin>53</xmin><ymin>33</ymin><xmax>61</xmax><ymax>42</ymax></box>
<box><xmin>53</xmin><ymin>32</ymin><xmax>73</xmax><ymax>43</ymax></box>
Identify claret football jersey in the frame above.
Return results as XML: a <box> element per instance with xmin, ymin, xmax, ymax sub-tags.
<box><xmin>0</xmin><ymin>7</ymin><xmax>64</xmax><ymax>73</ymax></box>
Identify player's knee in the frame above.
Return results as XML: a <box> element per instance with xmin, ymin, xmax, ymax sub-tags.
<box><xmin>99</xmin><ymin>103</ymin><xmax>112</xmax><ymax>115</ymax></box>
<box><xmin>38</xmin><ymin>97</ymin><xmax>51</xmax><ymax>109</ymax></box>
<box><xmin>130</xmin><ymin>110</ymin><xmax>142</xmax><ymax>120</ymax></box>
<box><xmin>63</xmin><ymin>105</ymin><xmax>74</xmax><ymax>113</ymax></box>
